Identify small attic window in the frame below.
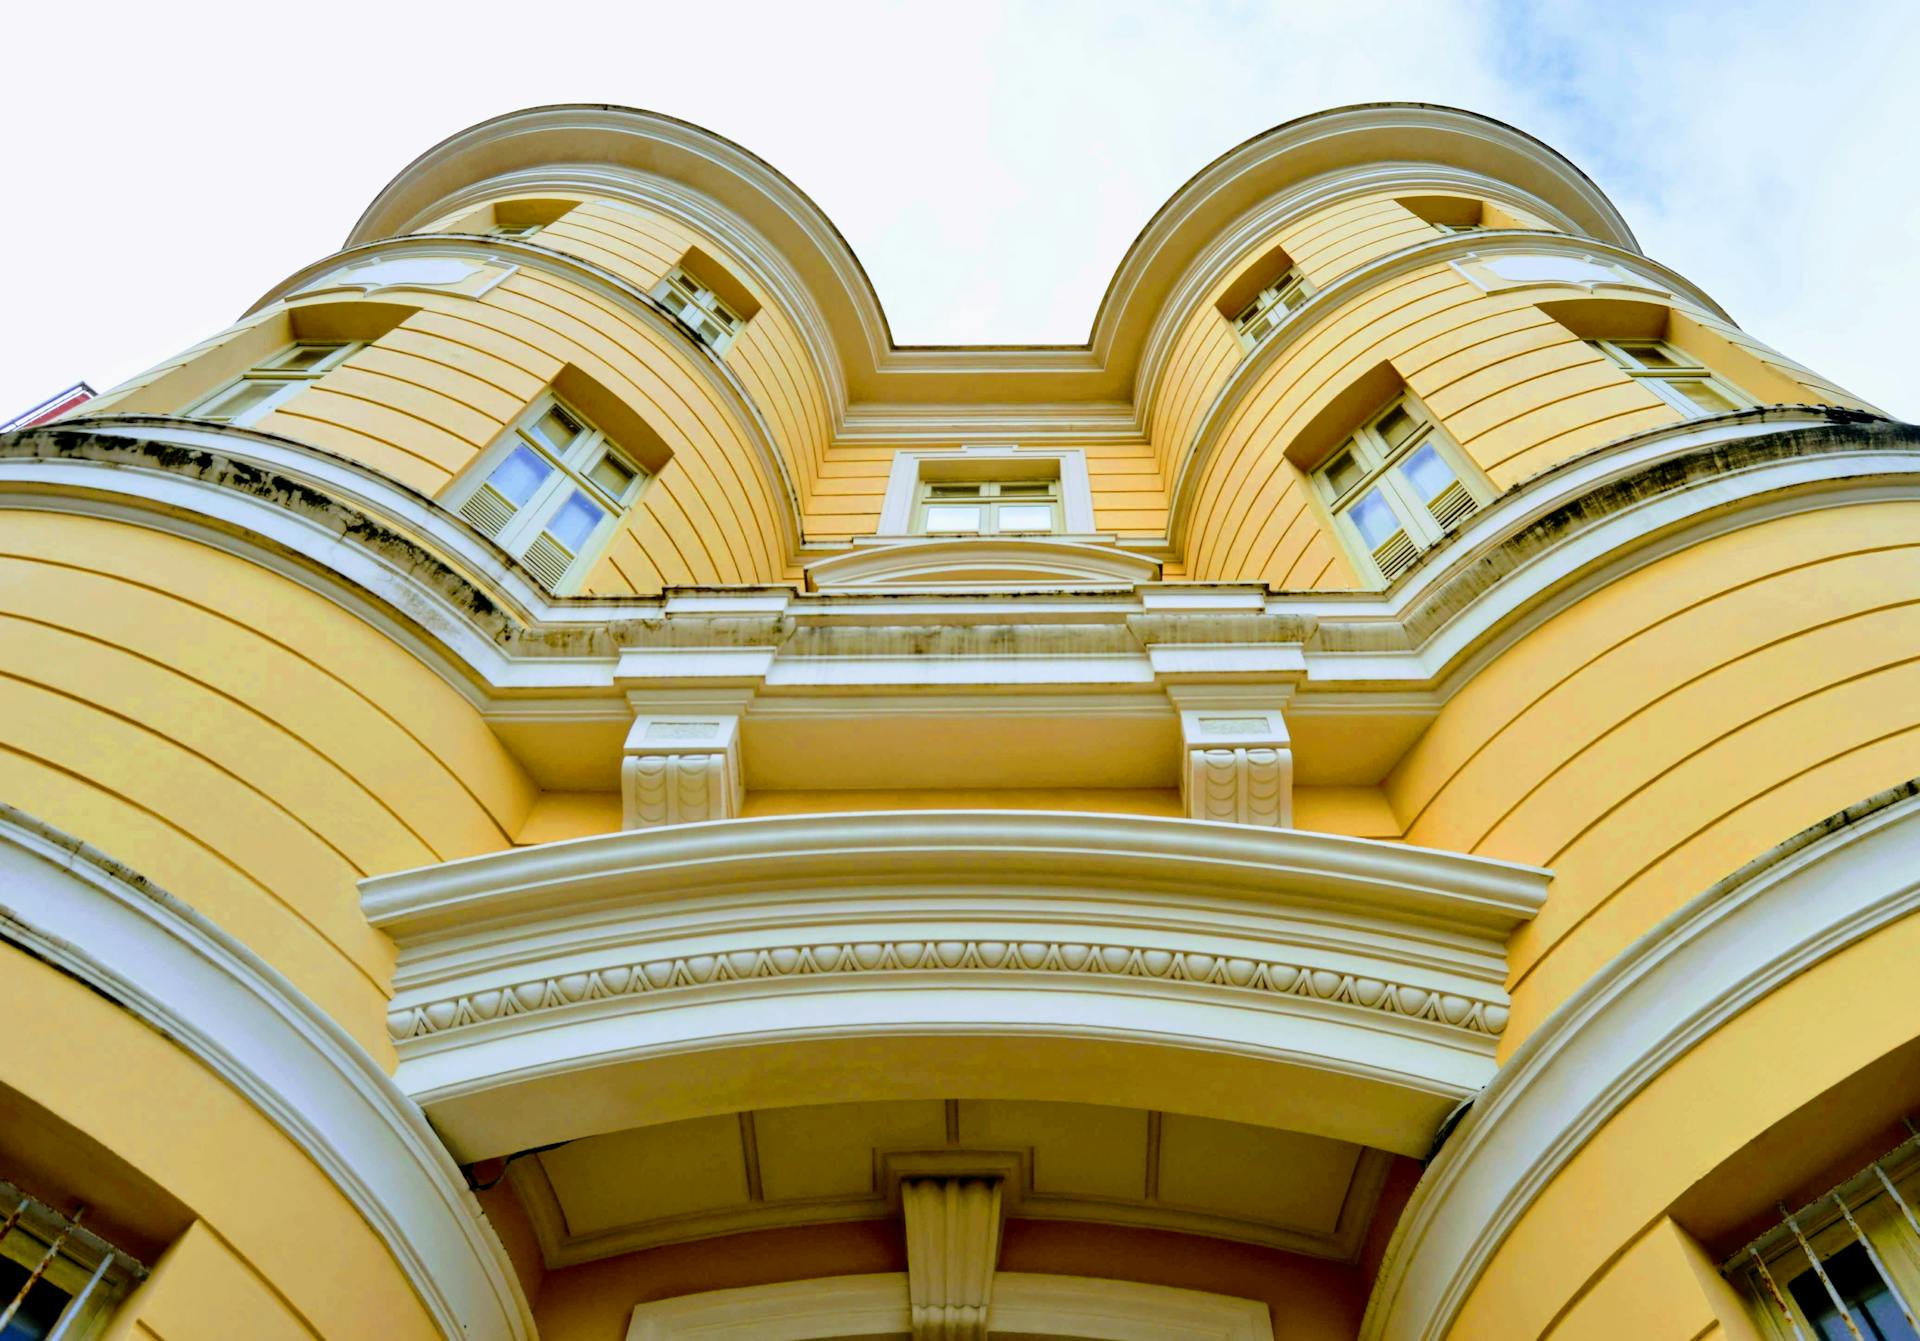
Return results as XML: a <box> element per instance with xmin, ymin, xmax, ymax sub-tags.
<box><xmin>1399</xmin><ymin>195</ymin><xmax>1544</xmax><ymax>234</ymax></box>
<box><xmin>1215</xmin><ymin>244</ymin><xmax>1312</xmax><ymax>352</ymax></box>
<box><xmin>649</xmin><ymin>247</ymin><xmax>762</xmax><ymax>356</ymax></box>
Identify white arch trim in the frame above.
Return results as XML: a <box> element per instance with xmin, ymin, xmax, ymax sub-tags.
<box><xmin>363</xmin><ymin>810</ymin><xmax>1546</xmax><ymax>1162</ymax></box>
<box><xmin>624</xmin><ymin>1272</ymin><xmax>1272</xmax><ymax>1341</ymax></box>
<box><xmin>0</xmin><ymin>806</ymin><xmax>535</xmax><ymax>1341</ymax></box>
<box><xmin>1362</xmin><ymin>780</ymin><xmax>1920</xmax><ymax>1341</ymax></box>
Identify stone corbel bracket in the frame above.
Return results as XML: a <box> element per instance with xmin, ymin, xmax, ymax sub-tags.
<box><xmin>1169</xmin><ymin>685</ymin><xmax>1295</xmax><ymax>827</ymax></box>
<box><xmin>622</xmin><ymin>689</ymin><xmax>752</xmax><ymax>828</ymax></box>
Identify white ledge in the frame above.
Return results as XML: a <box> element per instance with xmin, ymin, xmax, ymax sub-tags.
<box><xmin>362</xmin><ymin>811</ymin><xmax>1546</xmax><ymax>1162</ymax></box>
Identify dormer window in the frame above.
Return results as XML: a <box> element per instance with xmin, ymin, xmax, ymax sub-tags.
<box><xmin>651</xmin><ymin>266</ymin><xmax>746</xmax><ymax>354</ymax></box>
<box><xmin>452</xmin><ymin>392</ymin><xmax>647</xmax><ymax>591</ymax></box>
<box><xmin>1312</xmin><ymin>396</ymin><xmax>1489</xmax><ymax>584</ymax></box>
<box><xmin>1232</xmin><ymin>269</ymin><xmax>1310</xmax><ymax>350</ymax></box>
<box><xmin>186</xmin><ymin>341</ymin><xmax>358</xmax><ymax>427</ymax></box>
<box><xmin>1590</xmin><ymin>339</ymin><xmax>1750</xmax><ymax>417</ymax></box>
<box><xmin>914</xmin><ymin>478</ymin><xmax>1061</xmax><ymax>536</ymax></box>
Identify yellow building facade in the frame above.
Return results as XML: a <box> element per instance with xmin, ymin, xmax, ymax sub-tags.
<box><xmin>1</xmin><ymin>102</ymin><xmax>1915</xmax><ymax>1339</ymax></box>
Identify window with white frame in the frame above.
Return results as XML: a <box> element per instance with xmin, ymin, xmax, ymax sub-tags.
<box><xmin>650</xmin><ymin>266</ymin><xmax>746</xmax><ymax>354</ymax></box>
<box><xmin>486</xmin><ymin>221</ymin><xmax>544</xmax><ymax>239</ymax></box>
<box><xmin>1312</xmin><ymin>396</ymin><xmax>1489</xmax><ymax>584</ymax></box>
<box><xmin>1590</xmin><ymin>339</ymin><xmax>1750</xmax><ymax>417</ymax></box>
<box><xmin>185</xmin><ymin>342</ymin><xmax>357</xmax><ymax>427</ymax></box>
<box><xmin>452</xmin><ymin>393</ymin><xmax>648</xmax><ymax>590</ymax></box>
<box><xmin>1232</xmin><ymin>269</ymin><xmax>1310</xmax><ymax>350</ymax></box>
<box><xmin>1431</xmin><ymin>221</ymin><xmax>1485</xmax><ymax>235</ymax></box>
<box><xmin>913</xmin><ymin>477</ymin><xmax>1061</xmax><ymax>536</ymax></box>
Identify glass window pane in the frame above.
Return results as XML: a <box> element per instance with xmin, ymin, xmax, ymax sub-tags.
<box><xmin>1323</xmin><ymin>450</ymin><xmax>1365</xmax><ymax>498</ymax></box>
<box><xmin>1375</xmin><ymin>403</ymin><xmax>1421</xmax><ymax>448</ymax></box>
<box><xmin>195</xmin><ymin>379</ymin><xmax>285</xmax><ymax>422</ymax></box>
<box><xmin>487</xmin><ymin>445</ymin><xmax>554</xmax><ymax>507</ymax></box>
<box><xmin>530</xmin><ymin>404</ymin><xmax>584</xmax><ymax>452</ymax></box>
<box><xmin>1787</xmin><ymin>1241</ymin><xmax>1919</xmax><ymax>1341</ymax></box>
<box><xmin>1623</xmin><ymin>342</ymin><xmax>1688</xmax><ymax>369</ymax></box>
<box><xmin>1346</xmin><ymin>488</ymin><xmax>1403</xmax><ymax>549</ymax></box>
<box><xmin>927</xmin><ymin>483</ymin><xmax>983</xmax><ymax>498</ymax></box>
<box><xmin>1666</xmin><ymin>378</ymin><xmax>1740</xmax><ymax>413</ymax></box>
<box><xmin>998</xmin><ymin>482</ymin><xmax>1053</xmax><ymax>497</ymax></box>
<box><xmin>589</xmin><ymin>454</ymin><xmax>637</xmax><ymax>497</ymax></box>
<box><xmin>267</xmin><ymin>343</ymin><xmax>342</xmax><ymax>372</ymax></box>
<box><xmin>923</xmin><ymin>505</ymin><xmax>983</xmax><ymax>533</ymax></box>
<box><xmin>543</xmin><ymin>490</ymin><xmax>606</xmax><ymax>552</ymax></box>
<box><xmin>996</xmin><ymin>504</ymin><xmax>1054</xmax><ymax>532</ymax></box>
<box><xmin>1399</xmin><ymin>443</ymin><xmax>1459</xmax><ymax>503</ymax></box>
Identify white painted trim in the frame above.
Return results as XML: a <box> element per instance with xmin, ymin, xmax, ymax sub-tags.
<box><xmin>365</xmin><ymin>811</ymin><xmax>1543</xmax><ymax>1161</ymax></box>
<box><xmin>4</xmin><ymin>413</ymin><xmax>1910</xmax><ymax>714</ymax></box>
<box><xmin>0</xmin><ymin>807</ymin><xmax>534</xmax><ymax>1341</ymax></box>
<box><xmin>624</xmin><ymin>1271</ymin><xmax>1272</xmax><ymax>1340</ymax></box>
<box><xmin>1362</xmin><ymin>782</ymin><xmax>1920</xmax><ymax>1341</ymax></box>
<box><xmin>804</xmin><ymin>536</ymin><xmax>1159</xmax><ymax>591</ymax></box>
<box><xmin>875</xmin><ymin>444</ymin><xmax>1095</xmax><ymax>535</ymax></box>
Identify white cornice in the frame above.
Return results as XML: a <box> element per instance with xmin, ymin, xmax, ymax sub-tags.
<box><xmin>346</xmin><ymin>103</ymin><xmax>1636</xmax><ymax>409</ymax></box>
<box><xmin>1362</xmin><ymin>779</ymin><xmax>1920</xmax><ymax>1341</ymax></box>
<box><xmin>0</xmin><ymin>806</ymin><xmax>535</xmax><ymax>1341</ymax></box>
<box><xmin>363</xmin><ymin>811</ymin><xmax>1545</xmax><ymax>1161</ymax></box>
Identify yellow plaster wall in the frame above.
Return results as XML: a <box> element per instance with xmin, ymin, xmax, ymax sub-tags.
<box><xmin>807</xmin><ymin>438</ymin><xmax>1171</xmax><ymax>541</ymax></box>
<box><xmin>1446</xmin><ymin>903</ymin><xmax>1920</xmax><ymax>1339</ymax></box>
<box><xmin>1384</xmin><ymin>500</ymin><xmax>1920</xmax><ymax>1049</ymax></box>
<box><xmin>1541</xmin><ymin>1217</ymin><xmax>1759</xmax><ymax>1341</ymax></box>
<box><xmin>6</xmin><ymin>947</ymin><xmax>441</xmax><ymax>1341</ymax></box>
<box><xmin>0</xmin><ymin>510</ymin><xmax>536</xmax><ymax>1053</ymax></box>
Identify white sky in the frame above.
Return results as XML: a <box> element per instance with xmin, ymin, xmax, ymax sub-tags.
<box><xmin>2</xmin><ymin>0</ymin><xmax>1914</xmax><ymax>419</ymax></box>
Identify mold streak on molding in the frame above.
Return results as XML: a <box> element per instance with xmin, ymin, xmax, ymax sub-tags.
<box><xmin>362</xmin><ymin>811</ymin><xmax>1546</xmax><ymax>1162</ymax></box>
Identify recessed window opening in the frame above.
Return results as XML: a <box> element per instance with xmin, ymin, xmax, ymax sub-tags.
<box><xmin>1591</xmin><ymin>339</ymin><xmax>1751</xmax><ymax>417</ymax></box>
<box><xmin>0</xmin><ymin>1174</ymin><xmax>146</xmax><ymax>1339</ymax></box>
<box><xmin>185</xmin><ymin>341</ymin><xmax>357</xmax><ymax>427</ymax></box>
<box><xmin>651</xmin><ymin>265</ymin><xmax>745</xmax><ymax>354</ymax></box>
<box><xmin>1216</xmin><ymin>244</ymin><xmax>1311</xmax><ymax>353</ymax></box>
<box><xmin>1399</xmin><ymin>194</ymin><xmax>1542</xmax><ymax>235</ymax></box>
<box><xmin>453</xmin><ymin>392</ymin><xmax>649</xmax><ymax>591</ymax></box>
<box><xmin>914</xmin><ymin>476</ymin><xmax>1061</xmax><ymax>536</ymax></box>
<box><xmin>1311</xmin><ymin>395</ymin><xmax>1488</xmax><ymax>584</ymax></box>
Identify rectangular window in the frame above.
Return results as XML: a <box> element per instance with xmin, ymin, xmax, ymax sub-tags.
<box><xmin>1591</xmin><ymin>338</ymin><xmax>1750</xmax><ymax>417</ymax></box>
<box><xmin>1312</xmin><ymin>396</ymin><xmax>1487</xmax><ymax>584</ymax></box>
<box><xmin>185</xmin><ymin>341</ymin><xmax>357</xmax><ymax>427</ymax></box>
<box><xmin>1232</xmin><ymin>269</ymin><xmax>1310</xmax><ymax>350</ymax></box>
<box><xmin>1729</xmin><ymin>1132</ymin><xmax>1920</xmax><ymax>1340</ymax></box>
<box><xmin>0</xmin><ymin>1175</ymin><xmax>146</xmax><ymax>1338</ymax></box>
<box><xmin>452</xmin><ymin>393</ymin><xmax>648</xmax><ymax>591</ymax></box>
<box><xmin>913</xmin><ymin>478</ymin><xmax>1061</xmax><ymax>536</ymax></box>
<box><xmin>650</xmin><ymin>266</ymin><xmax>746</xmax><ymax>354</ymax></box>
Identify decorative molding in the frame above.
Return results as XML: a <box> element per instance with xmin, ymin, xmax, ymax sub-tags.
<box><xmin>0</xmin><ymin>806</ymin><xmax>534</xmax><ymax>1341</ymax></box>
<box><xmin>903</xmin><ymin>1178</ymin><xmax>1001</xmax><ymax>1340</ymax></box>
<box><xmin>384</xmin><ymin>933</ymin><xmax>1511</xmax><ymax>1045</ymax></box>
<box><xmin>1170</xmin><ymin>687</ymin><xmax>1295</xmax><ymax>827</ymax></box>
<box><xmin>625</xmin><ymin>1271</ymin><xmax>1273</xmax><ymax>1341</ymax></box>
<box><xmin>1362</xmin><ymin>780</ymin><xmax>1920</xmax><ymax>1341</ymax></box>
<box><xmin>622</xmin><ymin>700</ymin><xmax>747</xmax><ymax>827</ymax></box>
<box><xmin>364</xmin><ymin>811</ymin><xmax>1542</xmax><ymax>1160</ymax></box>
<box><xmin>804</xmin><ymin>536</ymin><xmax>1161</xmax><ymax>592</ymax></box>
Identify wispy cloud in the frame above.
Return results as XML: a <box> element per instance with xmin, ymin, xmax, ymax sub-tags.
<box><xmin>1</xmin><ymin>0</ymin><xmax>1910</xmax><ymax>416</ymax></box>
